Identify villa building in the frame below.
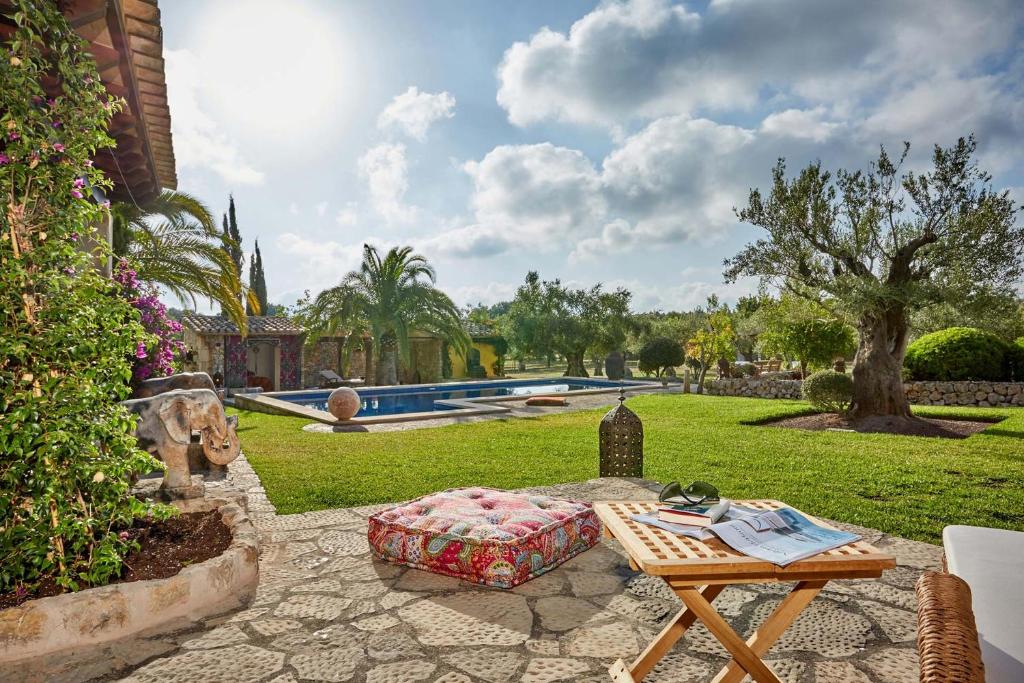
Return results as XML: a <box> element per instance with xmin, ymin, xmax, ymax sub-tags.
<box><xmin>180</xmin><ymin>314</ymin><xmax>305</xmax><ymax>391</ymax></box>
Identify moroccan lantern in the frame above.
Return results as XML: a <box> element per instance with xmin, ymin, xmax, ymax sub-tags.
<box><xmin>599</xmin><ymin>389</ymin><xmax>643</xmax><ymax>478</ymax></box>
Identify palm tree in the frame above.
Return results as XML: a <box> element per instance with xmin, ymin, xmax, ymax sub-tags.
<box><xmin>111</xmin><ymin>190</ymin><xmax>255</xmax><ymax>331</ymax></box>
<box><xmin>300</xmin><ymin>244</ymin><xmax>470</xmax><ymax>385</ymax></box>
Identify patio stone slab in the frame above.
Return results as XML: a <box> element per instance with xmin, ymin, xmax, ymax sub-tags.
<box><xmin>89</xmin><ymin>460</ymin><xmax>930</xmax><ymax>683</ymax></box>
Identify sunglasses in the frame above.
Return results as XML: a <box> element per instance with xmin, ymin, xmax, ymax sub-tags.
<box><xmin>659</xmin><ymin>480</ymin><xmax>720</xmax><ymax>505</ymax></box>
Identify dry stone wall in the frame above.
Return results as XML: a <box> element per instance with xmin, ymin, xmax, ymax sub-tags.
<box><xmin>905</xmin><ymin>380</ymin><xmax>1024</xmax><ymax>407</ymax></box>
<box><xmin>710</xmin><ymin>377</ymin><xmax>1024</xmax><ymax>407</ymax></box>
<box><xmin>709</xmin><ymin>378</ymin><xmax>803</xmax><ymax>399</ymax></box>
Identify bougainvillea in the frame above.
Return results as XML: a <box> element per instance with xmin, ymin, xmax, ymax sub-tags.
<box><xmin>114</xmin><ymin>260</ymin><xmax>184</xmax><ymax>383</ymax></box>
<box><xmin>1</xmin><ymin>2</ymin><xmax>168</xmax><ymax>595</ymax></box>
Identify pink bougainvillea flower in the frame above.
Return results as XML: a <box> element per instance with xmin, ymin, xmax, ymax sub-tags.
<box><xmin>73</xmin><ymin>177</ymin><xmax>86</xmax><ymax>188</ymax></box>
<box><xmin>70</xmin><ymin>189</ymin><xmax>83</xmax><ymax>199</ymax></box>
<box><xmin>135</xmin><ymin>342</ymin><xmax>148</xmax><ymax>359</ymax></box>
<box><xmin>84</xmin><ymin>159</ymin><xmax>93</xmax><ymax>167</ymax></box>
<box><xmin>7</xmin><ymin>131</ymin><xmax>19</xmax><ymax>141</ymax></box>
<box><xmin>0</xmin><ymin>153</ymin><xmax>9</xmax><ymax>165</ymax></box>
<box><xmin>52</xmin><ymin>142</ymin><xmax>65</xmax><ymax>153</ymax></box>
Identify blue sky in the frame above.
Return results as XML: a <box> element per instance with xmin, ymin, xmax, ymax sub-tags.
<box><xmin>160</xmin><ymin>0</ymin><xmax>1024</xmax><ymax>313</ymax></box>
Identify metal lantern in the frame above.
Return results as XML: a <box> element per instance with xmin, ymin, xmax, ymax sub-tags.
<box><xmin>599</xmin><ymin>389</ymin><xmax>644</xmax><ymax>477</ymax></box>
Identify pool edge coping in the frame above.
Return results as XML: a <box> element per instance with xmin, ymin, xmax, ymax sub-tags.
<box><xmin>234</xmin><ymin>379</ymin><xmax>659</xmax><ymax>426</ymax></box>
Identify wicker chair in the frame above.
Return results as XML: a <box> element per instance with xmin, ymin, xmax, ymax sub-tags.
<box><xmin>915</xmin><ymin>570</ymin><xmax>986</xmax><ymax>682</ymax></box>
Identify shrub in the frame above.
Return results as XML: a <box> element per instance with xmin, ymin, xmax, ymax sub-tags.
<box><xmin>1006</xmin><ymin>338</ymin><xmax>1024</xmax><ymax>382</ymax></box>
<box><xmin>802</xmin><ymin>370</ymin><xmax>854</xmax><ymax>413</ymax></box>
<box><xmin>638</xmin><ymin>336</ymin><xmax>685</xmax><ymax>377</ymax></box>
<box><xmin>1</xmin><ymin>3</ymin><xmax>166</xmax><ymax>594</ymax></box>
<box><xmin>904</xmin><ymin>327</ymin><xmax>1009</xmax><ymax>381</ymax></box>
<box><xmin>732</xmin><ymin>362</ymin><xmax>757</xmax><ymax>378</ymax></box>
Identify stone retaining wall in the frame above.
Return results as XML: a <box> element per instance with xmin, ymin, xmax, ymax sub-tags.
<box><xmin>0</xmin><ymin>501</ymin><xmax>259</xmax><ymax>664</ymax></box>
<box><xmin>708</xmin><ymin>377</ymin><xmax>803</xmax><ymax>399</ymax></box>
<box><xmin>904</xmin><ymin>380</ymin><xmax>1024</xmax><ymax>407</ymax></box>
<box><xmin>710</xmin><ymin>377</ymin><xmax>1024</xmax><ymax>407</ymax></box>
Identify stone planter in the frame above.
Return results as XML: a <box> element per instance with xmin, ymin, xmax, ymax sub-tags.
<box><xmin>0</xmin><ymin>501</ymin><xmax>258</xmax><ymax>665</ymax></box>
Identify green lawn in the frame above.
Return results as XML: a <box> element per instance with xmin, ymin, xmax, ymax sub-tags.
<box><xmin>233</xmin><ymin>394</ymin><xmax>1024</xmax><ymax>543</ymax></box>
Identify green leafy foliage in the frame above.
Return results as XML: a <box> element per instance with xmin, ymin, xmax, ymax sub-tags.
<box><xmin>1</xmin><ymin>2</ymin><xmax>167</xmax><ymax>594</ymax></box>
<box><xmin>638</xmin><ymin>336</ymin><xmax>684</xmax><ymax>377</ymax></box>
<box><xmin>297</xmin><ymin>245</ymin><xmax>470</xmax><ymax>384</ymax></box>
<box><xmin>757</xmin><ymin>295</ymin><xmax>856</xmax><ymax>378</ymax></box>
<box><xmin>727</xmin><ymin>138</ymin><xmax>1022</xmax><ymax>416</ymax></box>
<box><xmin>802</xmin><ymin>370</ymin><xmax>854</xmax><ymax>413</ymax></box>
<box><xmin>501</xmin><ymin>271</ymin><xmax>633</xmax><ymax>377</ymax></box>
<box><xmin>685</xmin><ymin>306</ymin><xmax>736</xmax><ymax>391</ymax></box>
<box><xmin>904</xmin><ymin>327</ymin><xmax>1012</xmax><ymax>381</ymax></box>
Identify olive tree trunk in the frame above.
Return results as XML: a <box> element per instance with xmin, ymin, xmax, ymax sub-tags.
<box><xmin>850</xmin><ymin>308</ymin><xmax>912</xmax><ymax>418</ymax></box>
<box><xmin>564</xmin><ymin>351</ymin><xmax>588</xmax><ymax>377</ymax></box>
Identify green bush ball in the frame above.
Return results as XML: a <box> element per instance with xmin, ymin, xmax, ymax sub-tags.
<box><xmin>802</xmin><ymin>370</ymin><xmax>854</xmax><ymax>413</ymax></box>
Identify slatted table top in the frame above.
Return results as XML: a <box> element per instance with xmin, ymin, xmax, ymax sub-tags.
<box><xmin>595</xmin><ymin>500</ymin><xmax>896</xmax><ymax>582</ymax></box>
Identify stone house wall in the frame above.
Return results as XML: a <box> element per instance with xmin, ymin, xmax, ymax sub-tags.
<box><xmin>710</xmin><ymin>377</ymin><xmax>1024</xmax><ymax>407</ymax></box>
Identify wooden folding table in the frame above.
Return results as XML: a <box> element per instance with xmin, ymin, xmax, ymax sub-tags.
<box><xmin>594</xmin><ymin>500</ymin><xmax>896</xmax><ymax>683</ymax></box>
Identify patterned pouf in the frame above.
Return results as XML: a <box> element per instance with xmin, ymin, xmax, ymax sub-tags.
<box><xmin>367</xmin><ymin>487</ymin><xmax>602</xmax><ymax>588</ymax></box>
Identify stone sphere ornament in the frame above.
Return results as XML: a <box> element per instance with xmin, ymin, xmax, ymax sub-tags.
<box><xmin>327</xmin><ymin>387</ymin><xmax>361</xmax><ymax>420</ymax></box>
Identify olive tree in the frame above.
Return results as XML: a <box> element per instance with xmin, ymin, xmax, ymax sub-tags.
<box><xmin>726</xmin><ymin>137</ymin><xmax>1022</xmax><ymax>419</ymax></box>
<box><xmin>503</xmin><ymin>272</ymin><xmax>633</xmax><ymax>377</ymax></box>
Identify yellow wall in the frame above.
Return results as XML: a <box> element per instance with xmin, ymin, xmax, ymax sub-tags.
<box><xmin>449</xmin><ymin>341</ymin><xmax>501</xmax><ymax>378</ymax></box>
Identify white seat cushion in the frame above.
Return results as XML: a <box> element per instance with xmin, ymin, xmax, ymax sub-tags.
<box><xmin>944</xmin><ymin>525</ymin><xmax>1024</xmax><ymax>682</ymax></box>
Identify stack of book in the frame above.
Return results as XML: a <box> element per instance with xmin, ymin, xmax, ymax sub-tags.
<box><xmin>656</xmin><ymin>499</ymin><xmax>731</xmax><ymax>528</ymax></box>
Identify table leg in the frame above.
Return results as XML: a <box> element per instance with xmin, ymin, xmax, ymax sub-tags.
<box><xmin>608</xmin><ymin>583</ymin><xmax>726</xmax><ymax>683</ymax></box>
<box><xmin>710</xmin><ymin>580</ymin><xmax>827</xmax><ymax>683</ymax></box>
<box><xmin>676</xmin><ymin>586</ymin><xmax>780</xmax><ymax>683</ymax></box>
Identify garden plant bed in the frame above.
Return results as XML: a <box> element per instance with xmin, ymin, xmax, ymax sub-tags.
<box><xmin>0</xmin><ymin>511</ymin><xmax>232</xmax><ymax>609</ymax></box>
<box><xmin>763</xmin><ymin>412</ymin><xmax>1000</xmax><ymax>439</ymax></box>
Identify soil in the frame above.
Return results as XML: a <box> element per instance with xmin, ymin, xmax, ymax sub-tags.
<box><xmin>764</xmin><ymin>412</ymin><xmax>999</xmax><ymax>439</ymax></box>
<box><xmin>0</xmin><ymin>510</ymin><xmax>231</xmax><ymax>610</ymax></box>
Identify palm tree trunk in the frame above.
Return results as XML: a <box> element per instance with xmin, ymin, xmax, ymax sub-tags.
<box><xmin>376</xmin><ymin>347</ymin><xmax>398</xmax><ymax>386</ymax></box>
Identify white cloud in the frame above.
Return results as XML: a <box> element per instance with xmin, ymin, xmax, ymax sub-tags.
<box><xmin>335</xmin><ymin>202</ymin><xmax>359</xmax><ymax>227</ymax></box>
<box><xmin>497</xmin><ymin>0</ymin><xmax>1022</xmax><ymax>130</ymax></box>
<box><xmin>378</xmin><ymin>87</ymin><xmax>456</xmax><ymax>141</ymax></box>
<box><xmin>464</xmin><ymin>143</ymin><xmax>605</xmax><ymax>246</ymax></box>
<box><xmin>315</xmin><ymin>201</ymin><xmax>328</xmax><ymax>217</ymax></box>
<box><xmin>164</xmin><ymin>49</ymin><xmax>265</xmax><ymax>185</ymax></box>
<box><xmin>358</xmin><ymin>143</ymin><xmax>417</xmax><ymax>223</ymax></box>
<box><xmin>760</xmin><ymin>107</ymin><xmax>842</xmax><ymax>143</ymax></box>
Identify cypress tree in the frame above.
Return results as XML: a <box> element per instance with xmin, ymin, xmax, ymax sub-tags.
<box><xmin>220</xmin><ymin>194</ymin><xmax>245</xmax><ymax>316</ymax></box>
<box><xmin>250</xmin><ymin>240</ymin><xmax>269</xmax><ymax>315</ymax></box>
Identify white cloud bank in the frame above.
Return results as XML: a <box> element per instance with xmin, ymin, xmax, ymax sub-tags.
<box><xmin>378</xmin><ymin>87</ymin><xmax>456</xmax><ymax>141</ymax></box>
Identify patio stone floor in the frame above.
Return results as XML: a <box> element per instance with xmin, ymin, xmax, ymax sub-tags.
<box><xmin>94</xmin><ymin>456</ymin><xmax>934</xmax><ymax>683</ymax></box>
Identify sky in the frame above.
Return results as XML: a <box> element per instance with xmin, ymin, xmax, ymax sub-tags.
<box><xmin>160</xmin><ymin>0</ymin><xmax>1024</xmax><ymax>314</ymax></box>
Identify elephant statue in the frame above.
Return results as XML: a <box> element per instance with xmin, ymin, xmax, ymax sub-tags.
<box><xmin>122</xmin><ymin>388</ymin><xmax>240</xmax><ymax>499</ymax></box>
<box><xmin>132</xmin><ymin>371</ymin><xmax>217</xmax><ymax>399</ymax></box>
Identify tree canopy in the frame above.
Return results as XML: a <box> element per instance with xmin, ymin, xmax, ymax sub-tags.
<box><xmin>297</xmin><ymin>245</ymin><xmax>470</xmax><ymax>385</ymax></box>
<box><xmin>502</xmin><ymin>272</ymin><xmax>633</xmax><ymax>376</ymax></box>
<box><xmin>726</xmin><ymin>137</ymin><xmax>1022</xmax><ymax>417</ymax></box>
<box><xmin>756</xmin><ymin>294</ymin><xmax>856</xmax><ymax>377</ymax></box>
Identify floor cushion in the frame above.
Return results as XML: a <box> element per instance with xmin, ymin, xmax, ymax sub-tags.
<box><xmin>367</xmin><ymin>487</ymin><xmax>602</xmax><ymax>588</ymax></box>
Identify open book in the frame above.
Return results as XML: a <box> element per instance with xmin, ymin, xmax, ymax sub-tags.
<box><xmin>631</xmin><ymin>505</ymin><xmax>860</xmax><ymax>567</ymax></box>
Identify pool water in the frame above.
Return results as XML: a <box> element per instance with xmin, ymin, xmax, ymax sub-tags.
<box><xmin>273</xmin><ymin>378</ymin><xmax>634</xmax><ymax>417</ymax></box>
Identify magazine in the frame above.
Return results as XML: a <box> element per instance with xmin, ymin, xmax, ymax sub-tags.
<box><xmin>631</xmin><ymin>505</ymin><xmax>859</xmax><ymax>567</ymax></box>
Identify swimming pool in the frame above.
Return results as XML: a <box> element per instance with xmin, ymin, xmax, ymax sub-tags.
<box><xmin>267</xmin><ymin>378</ymin><xmax>645</xmax><ymax>418</ymax></box>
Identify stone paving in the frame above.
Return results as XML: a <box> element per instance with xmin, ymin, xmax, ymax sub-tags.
<box><xmin>92</xmin><ymin>454</ymin><xmax>935</xmax><ymax>683</ymax></box>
